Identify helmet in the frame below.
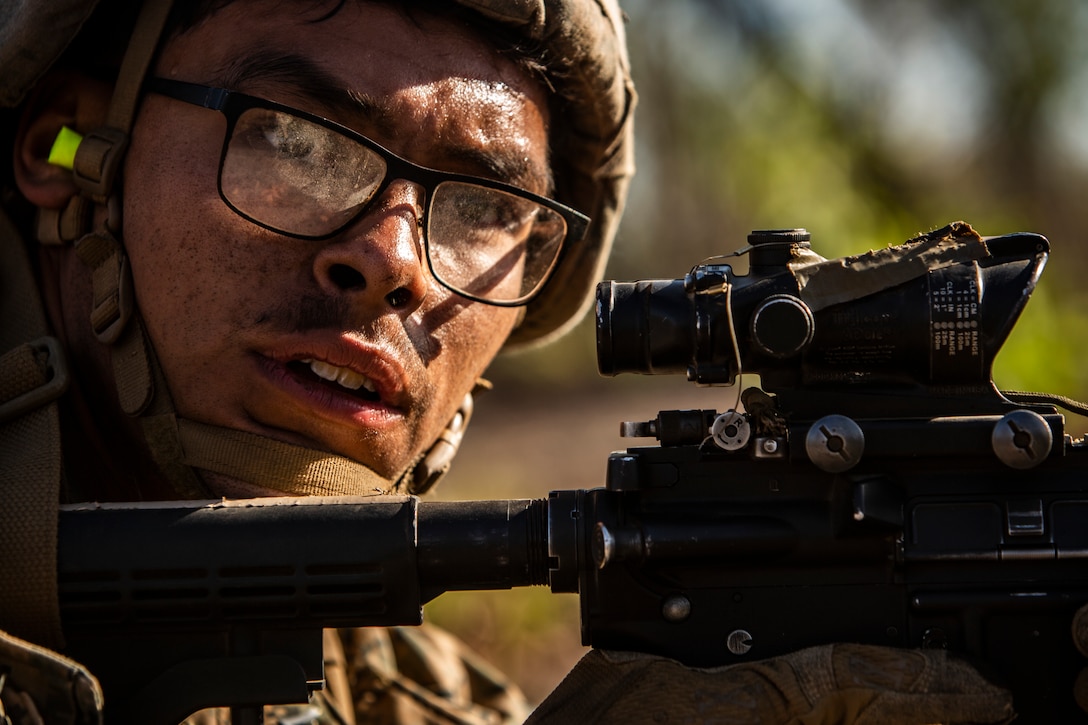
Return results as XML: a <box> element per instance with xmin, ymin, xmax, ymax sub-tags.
<box><xmin>0</xmin><ymin>0</ymin><xmax>636</xmax><ymax>347</ymax></box>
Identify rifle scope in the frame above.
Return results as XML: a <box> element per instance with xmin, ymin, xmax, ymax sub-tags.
<box><xmin>596</xmin><ymin>227</ymin><xmax>1048</xmax><ymax>391</ymax></box>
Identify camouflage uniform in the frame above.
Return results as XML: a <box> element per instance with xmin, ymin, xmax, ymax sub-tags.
<box><xmin>184</xmin><ymin>627</ymin><xmax>531</xmax><ymax>725</ymax></box>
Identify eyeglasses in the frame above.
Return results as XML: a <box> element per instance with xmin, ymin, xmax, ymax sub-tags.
<box><xmin>143</xmin><ymin>78</ymin><xmax>589</xmax><ymax>306</ymax></box>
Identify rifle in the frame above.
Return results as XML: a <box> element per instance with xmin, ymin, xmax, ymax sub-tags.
<box><xmin>58</xmin><ymin>224</ymin><xmax>1088</xmax><ymax>722</ymax></box>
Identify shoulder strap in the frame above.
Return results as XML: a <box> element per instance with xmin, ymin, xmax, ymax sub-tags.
<box><xmin>0</xmin><ymin>210</ymin><xmax>66</xmax><ymax>650</ymax></box>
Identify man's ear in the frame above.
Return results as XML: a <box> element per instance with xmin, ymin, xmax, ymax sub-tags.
<box><xmin>13</xmin><ymin>70</ymin><xmax>112</xmax><ymax>209</ymax></box>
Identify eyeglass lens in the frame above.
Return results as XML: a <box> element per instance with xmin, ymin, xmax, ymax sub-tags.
<box><xmin>220</xmin><ymin>106</ymin><xmax>567</xmax><ymax>304</ymax></box>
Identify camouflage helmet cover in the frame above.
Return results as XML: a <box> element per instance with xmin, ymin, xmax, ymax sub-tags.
<box><xmin>0</xmin><ymin>0</ymin><xmax>636</xmax><ymax>347</ymax></box>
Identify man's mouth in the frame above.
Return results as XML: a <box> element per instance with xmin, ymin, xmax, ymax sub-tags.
<box><xmin>289</xmin><ymin>358</ymin><xmax>381</xmax><ymax>401</ymax></box>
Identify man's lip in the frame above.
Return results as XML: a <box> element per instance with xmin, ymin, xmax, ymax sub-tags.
<box><xmin>261</xmin><ymin>338</ymin><xmax>409</xmax><ymax>408</ymax></box>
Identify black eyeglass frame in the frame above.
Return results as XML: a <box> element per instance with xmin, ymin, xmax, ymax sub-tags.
<box><xmin>143</xmin><ymin>77</ymin><xmax>590</xmax><ymax>307</ymax></box>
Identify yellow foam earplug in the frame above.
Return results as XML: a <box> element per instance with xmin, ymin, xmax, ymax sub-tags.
<box><xmin>47</xmin><ymin>126</ymin><xmax>83</xmax><ymax>170</ymax></box>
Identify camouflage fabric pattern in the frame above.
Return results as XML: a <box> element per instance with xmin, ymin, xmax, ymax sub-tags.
<box><xmin>183</xmin><ymin>626</ymin><xmax>531</xmax><ymax>725</ymax></box>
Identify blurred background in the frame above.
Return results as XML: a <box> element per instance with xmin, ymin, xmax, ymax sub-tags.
<box><xmin>426</xmin><ymin>0</ymin><xmax>1088</xmax><ymax>704</ymax></box>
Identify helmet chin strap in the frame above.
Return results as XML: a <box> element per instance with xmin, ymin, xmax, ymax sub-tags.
<box><xmin>41</xmin><ymin>0</ymin><xmax>472</xmax><ymax>500</ymax></box>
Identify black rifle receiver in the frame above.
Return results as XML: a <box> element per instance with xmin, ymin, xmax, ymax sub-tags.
<box><xmin>57</xmin><ymin>225</ymin><xmax>1088</xmax><ymax>722</ymax></box>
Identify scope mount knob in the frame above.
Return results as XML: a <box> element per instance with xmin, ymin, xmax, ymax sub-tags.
<box><xmin>805</xmin><ymin>414</ymin><xmax>865</xmax><ymax>473</ymax></box>
<box><xmin>992</xmin><ymin>409</ymin><xmax>1052</xmax><ymax>469</ymax></box>
<box><xmin>750</xmin><ymin>294</ymin><xmax>815</xmax><ymax>358</ymax></box>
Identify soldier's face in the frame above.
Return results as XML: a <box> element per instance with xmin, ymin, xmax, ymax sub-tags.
<box><xmin>121</xmin><ymin>1</ymin><xmax>549</xmax><ymax>489</ymax></box>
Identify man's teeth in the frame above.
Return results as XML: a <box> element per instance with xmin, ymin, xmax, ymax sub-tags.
<box><xmin>301</xmin><ymin>359</ymin><xmax>377</xmax><ymax>393</ymax></box>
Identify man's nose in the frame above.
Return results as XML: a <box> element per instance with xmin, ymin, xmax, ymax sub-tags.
<box><xmin>312</xmin><ymin>180</ymin><xmax>429</xmax><ymax>315</ymax></box>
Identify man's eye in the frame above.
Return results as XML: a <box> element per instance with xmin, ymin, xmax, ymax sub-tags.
<box><xmin>267</xmin><ymin>128</ymin><xmax>313</xmax><ymax>158</ymax></box>
<box><xmin>455</xmin><ymin>194</ymin><xmax>533</xmax><ymax>232</ymax></box>
<box><xmin>237</xmin><ymin>110</ymin><xmax>324</xmax><ymax>161</ymax></box>
<box><xmin>269</xmin><ymin>119</ymin><xmax>324</xmax><ymax>160</ymax></box>
<box><xmin>458</xmin><ymin>199</ymin><xmax>499</xmax><ymax>227</ymax></box>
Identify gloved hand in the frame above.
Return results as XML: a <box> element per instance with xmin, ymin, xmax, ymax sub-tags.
<box><xmin>0</xmin><ymin>629</ymin><xmax>102</xmax><ymax>725</ymax></box>
<box><xmin>527</xmin><ymin>643</ymin><xmax>1014</xmax><ymax>725</ymax></box>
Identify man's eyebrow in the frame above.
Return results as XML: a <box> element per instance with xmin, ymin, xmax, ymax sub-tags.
<box><xmin>219</xmin><ymin>50</ymin><xmax>397</xmax><ymax>132</ymax></box>
<box><xmin>443</xmin><ymin>146</ymin><xmax>554</xmax><ymax>197</ymax></box>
